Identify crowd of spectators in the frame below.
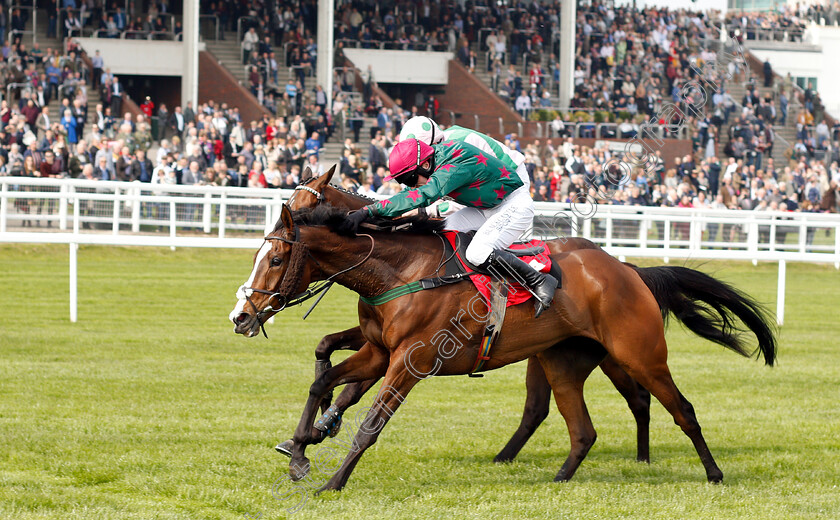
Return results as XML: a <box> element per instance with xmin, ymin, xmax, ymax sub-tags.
<box><xmin>519</xmin><ymin>137</ymin><xmax>839</xmax><ymax>216</ymax></box>
<box><xmin>723</xmin><ymin>2</ymin><xmax>840</xmax><ymax>42</ymax></box>
<box><xmin>0</xmin><ymin>35</ymin><xmax>138</xmax><ymax>177</ymax></box>
<box><xmin>49</xmin><ymin>1</ymin><xmax>181</xmax><ymax>40</ymax></box>
<box><xmin>2</xmin><ymin>0</ymin><xmax>839</xmax><ymax>230</ymax></box>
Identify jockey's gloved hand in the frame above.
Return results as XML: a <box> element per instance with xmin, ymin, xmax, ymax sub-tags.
<box><xmin>338</xmin><ymin>209</ymin><xmax>370</xmax><ymax>236</ymax></box>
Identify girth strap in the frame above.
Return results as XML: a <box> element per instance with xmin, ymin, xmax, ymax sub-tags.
<box><xmin>359</xmin><ymin>273</ymin><xmax>468</xmax><ymax>306</ymax></box>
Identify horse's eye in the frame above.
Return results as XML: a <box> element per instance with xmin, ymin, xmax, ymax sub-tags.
<box><xmin>271</xmin><ymin>257</ymin><xmax>282</xmax><ymax>267</ymax></box>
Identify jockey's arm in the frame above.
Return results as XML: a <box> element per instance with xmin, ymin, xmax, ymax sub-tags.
<box><xmin>365</xmin><ymin>168</ymin><xmax>462</xmax><ymax>218</ymax></box>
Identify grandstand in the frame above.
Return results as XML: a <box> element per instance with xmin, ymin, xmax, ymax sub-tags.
<box><xmin>0</xmin><ymin>0</ymin><xmax>838</xmax><ymax>219</ymax></box>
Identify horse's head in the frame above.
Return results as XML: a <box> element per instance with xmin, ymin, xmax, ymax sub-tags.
<box><xmin>287</xmin><ymin>165</ymin><xmax>336</xmax><ymax>210</ymax></box>
<box><xmin>229</xmin><ymin>204</ymin><xmax>314</xmax><ymax>337</ymax></box>
<box><xmin>288</xmin><ymin>164</ymin><xmax>372</xmax><ymax>212</ymax></box>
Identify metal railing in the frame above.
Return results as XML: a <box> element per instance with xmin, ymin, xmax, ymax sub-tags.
<box><xmin>5</xmin><ymin>82</ymin><xmax>31</xmax><ymax>102</ymax></box>
<box><xmin>283</xmin><ymin>41</ymin><xmax>301</xmax><ymax>67</ymax></box>
<box><xmin>729</xmin><ymin>25</ymin><xmax>805</xmax><ymax>42</ymax></box>
<box><xmin>333</xmin><ymin>37</ymin><xmax>450</xmax><ymax>52</ymax></box>
<box><xmin>8</xmin><ymin>4</ymin><xmax>37</xmax><ymax>43</ymax></box>
<box><xmin>199</xmin><ymin>14</ymin><xmax>220</xmax><ymax>41</ymax></box>
<box><xmin>237</xmin><ymin>16</ymin><xmax>260</xmax><ymax>49</ymax></box>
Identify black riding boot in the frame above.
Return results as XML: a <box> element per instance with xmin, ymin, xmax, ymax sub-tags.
<box><xmin>486</xmin><ymin>249</ymin><xmax>558</xmax><ymax>318</ymax></box>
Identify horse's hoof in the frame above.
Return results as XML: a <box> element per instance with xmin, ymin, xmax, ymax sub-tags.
<box><xmin>553</xmin><ymin>469</ymin><xmax>573</xmax><ymax>482</ymax></box>
<box><xmin>314</xmin><ymin>481</ymin><xmax>343</xmax><ymax>496</ymax></box>
<box><xmin>493</xmin><ymin>454</ymin><xmax>514</xmax><ymax>464</ymax></box>
<box><xmin>707</xmin><ymin>472</ymin><xmax>723</xmax><ymax>484</ymax></box>
<box><xmin>289</xmin><ymin>457</ymin><xmax>311</xmax><ymax>482</ymax></box>
<box><xmin>275</xmin><ymin>439</ymin><xmax>294</xmax><ymax>458</ymax></box>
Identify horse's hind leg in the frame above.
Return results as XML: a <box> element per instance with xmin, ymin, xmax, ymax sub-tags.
<box><xmin>614</xmin><ymin>335</ymin><xmax>723</xmax><ymax>482</ymax></box>
<box><xmin>314</xmin><ymin>326</ymin><xmax>367</xmax><ymax>413</ymax></box>
<box><xmin>599</xmin><ymin>356</ymin><xmax>651</xmax><ymax>463</ymax></box>
<box><xmin>494</xmin><ymin>357</ymin><xmax>552</xmax><ymax>463</ymax></box>
<box><xmin>536</xmin><ymin>339</ymin><xmax>606</xmax><ymax>482</ymax></box>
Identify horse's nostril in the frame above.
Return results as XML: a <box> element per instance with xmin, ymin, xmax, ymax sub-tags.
<box><xmin>236</xmin><ymin>312</ymin><xmax>250</xmax><ymax>324</ymax></box>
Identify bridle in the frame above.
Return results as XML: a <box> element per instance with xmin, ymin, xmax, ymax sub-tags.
<box><xmin>237</xmin><ymin>204</ymin><xmax>375</xmax><ymax>338</ymax></box>
<box><xmin>287</xmin><ymin>184</ymin><xmax>322</xmax><ymax>206</ymax></box>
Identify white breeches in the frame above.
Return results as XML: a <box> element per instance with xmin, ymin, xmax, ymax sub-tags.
<box><xmin>444</xmin><ymin>163</ymin><xmax>534</xmax><ymax>265</ymax></box>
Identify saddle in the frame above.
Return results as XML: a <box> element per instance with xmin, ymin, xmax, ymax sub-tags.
<box><xmin>439</xmin><ymin>231</ymin><xmax>562</xmax><ymax>307</ymax></box>
<box><xmin>356</xmin><ymin>226</ymin><xmax>562</xmax><ymax>376</ymax></box>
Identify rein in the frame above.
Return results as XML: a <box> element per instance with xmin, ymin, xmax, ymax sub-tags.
<box><xmin>239</xmin><ymin>208</ymin><xmax>375</xmax><ymax>337</ymax></box>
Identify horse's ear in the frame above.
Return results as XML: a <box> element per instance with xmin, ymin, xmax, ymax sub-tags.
<box><xmin>321</xmin><ymin>164</ymin><xmax>336</xmax><ymax>185</ymax></box>
<box><xmin>281</xmin><ymin>203</ymin><xmax>294</xmax><ymax>231</ymax></box>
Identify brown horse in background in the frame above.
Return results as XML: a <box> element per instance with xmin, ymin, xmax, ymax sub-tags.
<box><xmin>231</xmin><ymin>201</ymin><xmax>776</xmax><ymax>492</ymax></box>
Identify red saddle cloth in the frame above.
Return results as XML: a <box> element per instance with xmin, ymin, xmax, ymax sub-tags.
<box><xmin>442</xmin><ymin>231</ymin><xmax>552</xmax><ymax>307</ymax></box>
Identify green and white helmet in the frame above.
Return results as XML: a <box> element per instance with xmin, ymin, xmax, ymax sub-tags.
<box><xmin>399</xmin><ymin>116</ymin><xmax>444</xmax><ymax>145</ymax></box>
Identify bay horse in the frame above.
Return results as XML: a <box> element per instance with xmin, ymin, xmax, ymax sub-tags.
<box><xmin>231</xmin><ymin>201</ymin><xmax>776</xmax><ymax>492</ymax></box>
<box><xmin>273</xmin><ymin>167</ymin><xmax>769</xmax><ymax>466</ymax></box>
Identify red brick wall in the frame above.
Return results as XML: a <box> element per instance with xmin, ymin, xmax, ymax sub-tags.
<box><xmin>199</xmin><ymin>51</ymin><xmax>269</xmax><ymax>123</ymax></box>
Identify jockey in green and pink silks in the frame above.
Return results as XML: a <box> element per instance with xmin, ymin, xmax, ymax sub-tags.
<box><xmin>342</xmin><ymin>117</ymin><xmax>557</xmax><ymax>318</ymax></box>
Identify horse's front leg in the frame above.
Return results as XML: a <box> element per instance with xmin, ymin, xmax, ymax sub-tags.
<box><xmin>276</xmin><ymin>378</ymin><xmax>383</xmax><ymax>458</ymax></box>
<box><xmin>317</xmin><ymin>350</ymin><xmax>420</xmax><ymax>493</ymax></box>
<box><xmin>290</xmin><ymin>342</ymin><xmax>389</xmax><ymax>481</ymax></box>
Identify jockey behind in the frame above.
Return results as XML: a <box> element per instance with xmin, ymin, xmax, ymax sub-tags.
<box><xmin>341</xmin><ymin>137</ymin><xmax>558</xmax><ymax>318</ymax></box>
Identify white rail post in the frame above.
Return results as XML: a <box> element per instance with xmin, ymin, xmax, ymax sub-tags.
<box><xmin>748</xmin><ymin>216</ymin><xmax>758</xmax><ymax>266</ymax></box>
<box><xmin>70</xmin><ymin>242</ymin><xmax>78</xmax><ymax>323</ymax></box>
<box><xmin>218</xmin><ymin>192</ymin><xmax>227</xmax><ymax>239</ymax></box>
<box><xmin>170</xmin><ymin>200</ymin><xmax>177</xmax><ymax>251</ymax></box>
<box><xmin>776</xmin><ymin>259</ymin><xmax>786</xmax><ymax>326</ymax></box>
<box><xmin>605</xmin><ymin>215</ymin><xmax>613</xmax><ymax>248</ymax></box>
<box><xmin>112</xmin><ymin>187</ymin><xmax>121</xmax><ymax>235</ymax></box>
<box><xmin>693</xmin><ymin>213</ymin><xmax>703</xmax><ymax>251</ymax></box>
<box><xmin>132</xmin><ymin>186</ymin><xmax>141</xmax><ymax>232</ymax></box>
<box><xmin>274</xmin><ymin>192</ymin><xmax>283</xmax><ymax>224</ymax></box>
<box><xmin>798</xmin><ymin>218</ymin><xmax>807</xmax><ymax>253</ymax></box>
<box><xmin>834</xmin><ymin>221</ymin><xmax>839</xmax><ymax>270</ymax></box>
<box><xmin>73</xmin><ymin>189</ymin><xmax>80</xmax><ymax>233</ymax></box>
<box><xmin>0</xmin><ymin>182</ymin><xmax>7</xmax><ymax>233</ymax></box>
<box><xmin>59</xmin><ymin>183</ymin><xmax>68</xmax><ymax>230</ymax></box>
<box><xmin>203</xmin><ymin>192</ymin><xmax>212</xmax><ymax>234</ymax></box>
<box><xmin>264</xmin><ymin>201</ymin><xmax>273</xmax><ymax>235</ymax></box>
<box><xmin>639</xmin><ymin>216</ymin><xmax>647</xmax><ymax>249</ymax></box>
<box><xmin>663</xmin><ymin>219</ymin><xmax>670</xmax><ymax>263</ymax></box>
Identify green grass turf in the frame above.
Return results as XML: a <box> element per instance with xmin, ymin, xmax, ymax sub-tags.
<box><xmin>1</xmin><ymin>244</ymin><xmax>839</xmax><ymax>520</ymax></box>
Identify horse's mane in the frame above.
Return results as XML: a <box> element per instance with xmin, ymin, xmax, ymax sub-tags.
<box><xmin>289</xmin><ymin>203</ymin><xmax>446</xmax><ymax>235</ymax></box>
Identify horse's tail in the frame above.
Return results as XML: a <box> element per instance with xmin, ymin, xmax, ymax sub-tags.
<box><xmin>630</xmin><ymin>265</ymin><xmax>777</xmax><ymax>366</ymax></box>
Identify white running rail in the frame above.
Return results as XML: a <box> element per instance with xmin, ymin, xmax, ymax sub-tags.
<box><xmin>2</xmin><ymin>178</ymin><xmax>840</xmax><ymax>325</ymax></box>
